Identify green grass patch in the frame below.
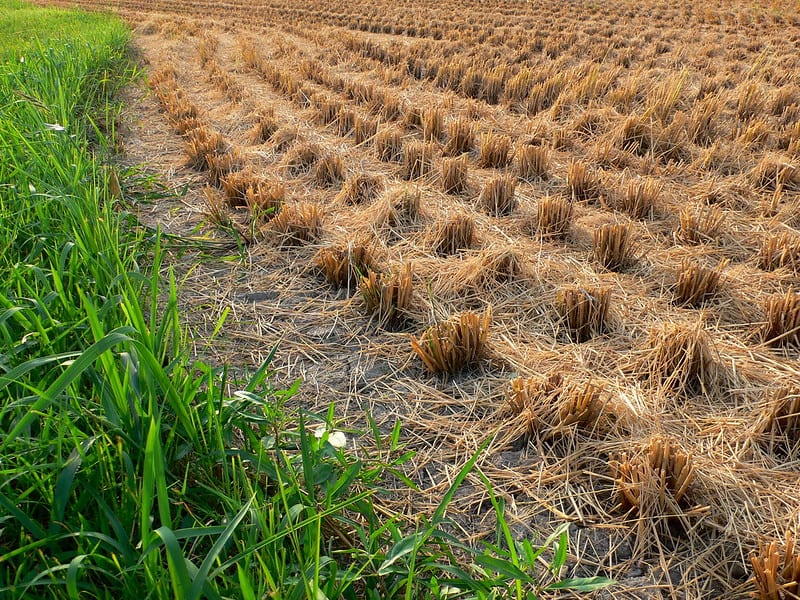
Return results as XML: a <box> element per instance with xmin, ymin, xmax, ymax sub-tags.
<box><xmin>0</xmin><ymin>2</ymin><xmax>613</xmax><ymax>598</ymax></box>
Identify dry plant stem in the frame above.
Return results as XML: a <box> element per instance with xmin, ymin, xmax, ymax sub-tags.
<box><xmin>568</xmin><ymin>160</ymin><xmax>600</xmax><ymax>200</ymax></box>
<box><xmin>757</xmin><ymin>386</ymin><xmax>800</xmax><ymax>450</ymax></box>
<box><xmin>536</xmin><ymin>196</ymin><xmax>573</xmax><ymax>238</ymax></box>
<box><xmin>621</xmin><ymin>177</ymin><xmax>661</xmax><ymax>219</ymax></box>
<box><xmin>759</xmin><ymin>233</ymin><xmax>800</xmax><ymax>273</ymax></box>
<box><xmin>479</xmin><ymin>174</ymin><xmax>516</xmax><ymax>216</ymax></box>
<box><xmin>478</xmin><ymin>132</ymin><xmax>511</xmax><ymax>168</ymax></box>
<box><xmin>611</xmin><ymin>436</ymin><xmax>695</xmax><ymax>516</ymax></box>
<box><xmin>676</xmin><ymin>205</ymin><xmax>725</xmax><ymax>245</ymax></box>
<box><xmin>316</xmin><ymin>240</ymin><xmax>377</xmax><ymax>291</ymax></box>
<box><xmin>360</xmin><ymin>263</ymin><xmax>413</xmax><ymax>326</ymax></box>
<box><xmin>440</xmin><ymin>155</ymin><xmax>469</xmax><ymax>194</ymax></box>
<box><xmin>675</xmin><ymin>259</ymin><xmax>727</xmax><ymax>307</ymax></box>
<box><xmin>644</xmin><ymin>321</ymin><xmax>718</xmax><ymax>395</ymax></box>
<box><xmin>410</xmin><ymin>307</ymin><xmax>491</xmax><ymax>374</ymax></box>
<box><xmin>336</xmin><ymin>173</ymin><xmax>384</xmax><ymax>205</ymax></box>
<box><xmin>750</xmin><ymin>531</ymin><xmax>800</xmax><ymax>600</ymax></box>
<box><xmin>268</xmin><ymin>203</ymin><xmax>323</xmax><ymax>245</ymax></box>
<box><xmin>517</xmin><ymin>144</ymin><xmax>550</xmax><ymax>180</ymax></box>
<box><xmin>558</xmin><ymin>286</ymin><xmax>610</xmax><ymax>342</ymax></box>
<box><xmin>763</xmin><ymin>290</ymin><xmax>800</xmax><ymax>347</ymax></box>
<box><xmin>593</xmin><ymin>223</ymin><xmax>633</xmax><ymax>271</ymax></box>
<box><xmin>430</xmin><ymin>213</ymin><xmax>475</xmax><ymax>255</ymax></box>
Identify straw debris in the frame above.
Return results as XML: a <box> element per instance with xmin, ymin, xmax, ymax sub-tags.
<box><xmin>410</xmin><ymin>307</ymin><xmax>491</xmax><ymax>374</ymax></box>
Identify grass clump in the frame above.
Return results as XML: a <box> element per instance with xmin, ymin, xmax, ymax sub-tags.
<box><xmin>611</xmin><ymin>436</ymin><xmax>695</xmax><ymax>515</ymax></box>
<box><xmin>429</xmin><ymin>213</ymin><xmax>476</xmax><ymax>255</ymax></box>
<box><xmin>316</xmin><ymin>239</ymin><xmax>378</xmax><ymax>292</ymax></box>
<box><xmin>763</xmin><ymin>289</ymin><xmax>800</xmax><ymax>347</ymax></box>
<box><xmin>360</xmin><ymin>263</ymin><xmax>414</xmax><ymax>327</ymax></box>
<box><xmin>593</xmin><ymin>223</ymin><xmax>634</xmax><ymax>271</ymax></box>
<box><xmin>440</xmin><ymin>155</ymin><xmax>469</xmax><ymax>194</ymax></box>
<box><xmin>336</xmin><ymin>172</ymin><xmax>384</xmax><ymax>204</ymax></box>
<box><xmin>675</xmin><ymin>259</ymin><xmax>726</xmax><ymax>307</ymax></box>
<box><xmin>643</xmin><ymin>321</ymin><xmax>718</xmax><ymax>395</ymax></box>
<box><xmin>750</xmin><ymin>532</ymin><xmax>800</xmax><ymax>600</ymax></box>
<box><xmin>410</xmin><ymin>308</ymin><xmax>491</xmax><ymax>374</ymax></box>
<box><xmin>478</xmin><ymin>131</ymin><xmax>512</xmax><ymax>168</ymax></box>
<box><xmin>558</xmin><ymin>285</ymin><xmax>611</xmax><ymax>342</ymax></box>
<box><xmin>517</xmin><ymin>143</ymin><xmax>550</xmax><ymax>180</ymax></box>
<box><xmin>480</xmin><ymin>173</ymin><xmax>517</xmax><ymax>216</ymax></box>
<box><xmin>268</xmin><ymin>202</ymin><xmax>323</xmax><ymax>245</ymax></box>
<box><xmin>536</xmin><ymin>195</ymin><xmax>573</xmax><ymax>238</ymax></box>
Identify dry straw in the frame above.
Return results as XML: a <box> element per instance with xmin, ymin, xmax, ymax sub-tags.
<box><xmin>375</xmin><ymin>126</ymin><xmax>403</xmax><ymax>162</ymax></box>
<box><xmin>185</xmin><ymin>126</ymin><xmax>226</xmax><ymax>171</ymax></box>
<box><xmin>207</xmin><ymin>148</ymin><xmax>244</xmax><ymax>187</ymax></box>
<box><xmin>593</xmin><ymin>223</ymin><xmax>634</xmax><ymax>271</ymax></box>
<box><xmin>353</xmin><ymin>116</ymin><xmax>378</xmax><ymax>145</ymax></box>
<box><xmin>478</xmin><ymin>131</ymin><xmax>512</xmax><ymax>168</ymax></box>
<box><xmin>360</xmin><ymin>263</ymin><xmax>413</xmax><ymax>327</ymax></box>
<box><xmin>567</xmin><ymin>161</ymin><xmax>601</xmax><ymax>200</ymax></box>
<box><xmin>505</xmin><ymin>375</ymin><xmax>611</xmax><ymax>441</ymax></box>
<box><xmin>440</xmin><ymin>155</ymin><xmax>469</xmax><ymax>194</ymax></box>
<box><xmin>336</xmin><ymin>108</ymin><xmax>356</xmax><ymax>137</ymax></box>
<box><xmin>643</xmin><ymin>321</ymin><xmax>718</xmax><ymax>395</ymax></box>
<box><xmin>443</xmin><ymin>117</ymin><xmax>475</xmax><ymax>156</ymax></box>
<box><xmin>245</xmin><ymin>182</ymin><xmax>284</xmax><ymax>223</ymax></box>
<box><xmin>621</xmin><ymin>177</ymin><xmax>661</xmax><ymax>220</ymax></box>
<box><xmin>756</xmin><ymin>386</ymin><xmax>800</xmax><ymax>451</ymax></box>
<box><xmin>429</xmin><ymin>213</ymin><xmax>475</xmax><ymax>255</ymax></box>
<box><xmin>557</xmin><ymin>286</ymin><xmax>610</xmax><ymax>342</ymax></box>
<box><xmin>249</xmin><ymin>109</ymin><xmax>278</xmax><ymax>144</ymax></box>
<box><xmin>371</xmin><ymin>186</ymin><xmax>423</xmax><ymax>230</ymax></box>
<box><xmin>316</xmin><ymin>239</ymin><xmax>377</xmax><ymax>292</ymax></box>
<box><xmin>675</xmin><ymin>259</ymin><xmax>727</xmax><ymax>307</ymax></box>
<box><xmin>313</xmin><ymin>153</ymin><xmax>344</xmax><ymax>187</ymax></box>
<box><xmin>611</xmin><ymin>436</ymin><xmax>695</xmax><ymax>515</ymax></box>
<box><xmin>402</xmin><ymin>141</ymin><xmax>436</xmax><ymax>180</ymax></box>
<box><xmin>505</xmin><ymin>374</ymin><xmax>562</xmax><ymax>442</ymax></box>
<box><xmin>422</xmin><ymin>107</ymin><xmax>444</xmax><ymax>141</ymax></box>
<box><xmin>268</xmin><ymin>203</ymin><xmax>323</xmax><ymax>246</ymax></box>
<box><xmin>675</xmin><ymin>205</ymin><xmax>724</xmax><ymax>245</ymax></box>
<box><xmin>410</xmin><ymin>307</ymin><xmax>491</xmax><ymax>375</ymax></box>
<box><xmin>270</xmin><ymin>126</ymin><xmax>299</xmax><ymax>152</ymax></box>
<box><xmin>517</xmin><ymin>144</ymin><xmax>550</xmax><ymax>181</ymax></box>
<box><xmin>285</xmin><ymin>142</ymin><xmax>321</xmax><ymax>175</ymax></box>
<box><xmin>221</xmin><ymin>168</ymin><xmax>262</xmax><ymax>208</ymax></box>
<box><xmin>762</xmin><ymin>290</ymin><xmax>800</xmax><ymax>347</ymax></box>
<box><xmin>536</xmin><ymin>196</ymin><xmax>573</xmax><ymax>239</ymax></box>
<box><xmin>558</xmin><ymin>380</ymin><xmax>611</xmax><ymax>433</ymax></box>
<box><xmin>336</xmin><ymin>173</ymin><xmax>384</xmax><ymax>205</ymax></box>
<box><xmin>750</xmin><ymin>531</ymin><xmax>800</xmax><ymax>600</ymax></box>
<box><xmin>480</xmin><ymin>174</ymin><xmax>517</xmax><ymax>216</ymax></box>
<box><xmin>759</xmin><ymin>233</ymin><xmax>800</xmax><ymax>273</ymax></box>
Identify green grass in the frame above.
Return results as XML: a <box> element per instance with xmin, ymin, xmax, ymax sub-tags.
<box><xmin>0</xmin><ymin>2</ymin><xmax>613</xmax><ymax>598</ymax></box>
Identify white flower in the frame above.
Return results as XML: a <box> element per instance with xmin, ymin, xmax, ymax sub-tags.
<box><xmin>314</xmin><ymin>426</ymin><xmax>347</xmax><ymax>448</ymax></box>
<box><xmin>19</xmin><ymin>56</ymin><xmax>25</xmax><ymax>63</ymax></box>
<box><xmin>328</xmin><ymin>431</ymin><xmax>347</xmax><ymax>449</ymax></box>
<box><xmin>44</xmin><ymin>123</ymin><xmax>66</xmax><ymax>131</ymax></box>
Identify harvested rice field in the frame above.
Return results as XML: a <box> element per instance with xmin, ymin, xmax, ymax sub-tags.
<box><xmin>39</xmin><ymin>0</ymin><xmax>800</xmax><ymax>596</ymax></box>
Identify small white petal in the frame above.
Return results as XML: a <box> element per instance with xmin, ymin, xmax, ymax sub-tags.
<box><xmin>314</xmin><ymin>425</ymin><xmax>326</xmax><ymax>439</ymax></box>
<box><xmin>44</xmin><ymin>123</ymin><xmax>66</xmax><ymax>131</ymax></box>
<box><xmin>28</xmin><ymin>183</ymin><xmax>36</xmax><ymax>193</ymax></box>
<box><xmin>328</xmin><ymin>431</ymin><xmax>347</xmax><ymax>448</ymax></box>
<box><xmin>19</xmin><ymin>56</ymin><xmax>25</xmax><ymax>63</ymax></box>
